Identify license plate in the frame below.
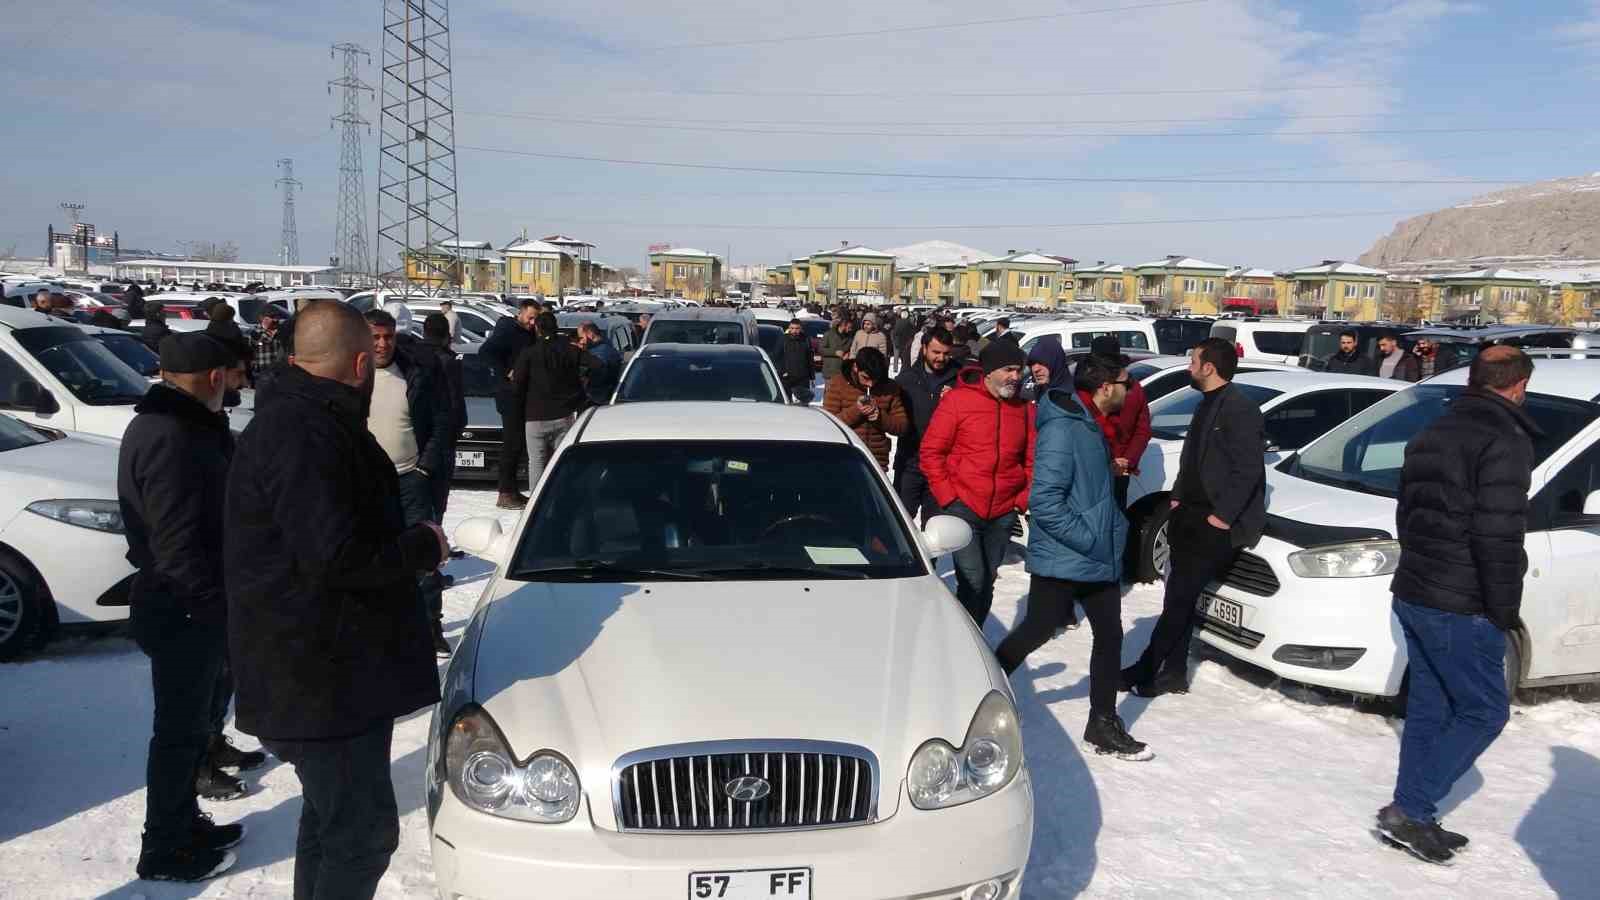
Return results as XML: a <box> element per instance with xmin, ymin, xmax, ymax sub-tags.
<box><xmin>1198</xmin><ymin>593</ymin><xmax>1244</xmax><ymax>629</ymax></box>
<box><xmin>455</xmin><ymin>450</ymin><xmax>485</xmax><ymax>468</ymax></box>
<box><xmin>689</xmin><ymin>868</ymin><xmax>811</xmax><ymax>900</ymax></box>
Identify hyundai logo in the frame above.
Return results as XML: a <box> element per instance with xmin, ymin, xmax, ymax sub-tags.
<box><xmin>723</xmin><ymin>775</ymin><xmax>771</xmax><ymax>803</ymax></box>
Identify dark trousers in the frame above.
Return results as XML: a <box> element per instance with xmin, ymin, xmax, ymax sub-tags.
<box><xmin>263</xmin><ymin>722</ymin><xmax>399</xmax><ymax>900</ymax></box>
<box><xmin>997</xmin><ymin>576</ymin><xmax>1122</xmax><ymax>714</ymax></box>
<box><xmin>944</xmin><ymin>500</ymin><xmax>1018</xmax><ymax>627</ymax></box>
<box><xmin>894</xmin><ymin>460</ymin><xmax>933</xmax><ymax>525</ymax></box>
<box><xmin>1392</xmin><ymin>599</ymin><xmax>1510</xmax><ymax>823</ymax></box>
<box><xmin>210</xmin><ymin>658</ymin><xmax>233</xmax><ymax>735</ymax></box>
<box><xmin>397</xmin><ymin>470</ymin><xmax>442</xmax><ymax>623</ymax></box>
<box><xmin>431</xmin><ymin>453</ymin><xmax>456</xmax><ymax>520</ymax></box>
<box><xmin>1126</xmin><ymin>504</ymin><xmax>1238</xmax><ymax>685</ymax></box>
<box><xmin>132</xmin><ymin>604</ymin><xmax>224</xmax><ymax>853</ymax></box>
<box><xmin>496</xmin><ymin>403</ymin><xmax>526</xmax><ymax>495</ymax></box>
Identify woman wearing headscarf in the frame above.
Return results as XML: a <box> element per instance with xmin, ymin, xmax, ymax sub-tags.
<box><xmin>823</xmin><ymin>346</ymin><xmax>908</xmax><ymax>470</ymax></box>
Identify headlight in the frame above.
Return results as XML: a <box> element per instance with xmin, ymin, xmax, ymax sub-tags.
<box><xmin>908</xmin><ymin>691</ymin><xmax>1023</xmax><ymax>810</ymax></box>
<box><xmin>444</xmin><ymin>706</ymin><xmax>580</xmax><ymax>823</ymax></box>
<box><xmin>1287</xmin><ymin>540</ymin><xmax>1401</xmax><ymax>578</ymax></box>
<box><xmin>25</xmin><ymin>499</ymin><xmax>125</xmax><ymax>534</ymax></box>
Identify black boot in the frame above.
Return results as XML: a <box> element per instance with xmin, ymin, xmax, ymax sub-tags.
<box><xmin>496</xmin><ymin>491</ymin><xmax>528</xmax><ymax>510</ymax></box>
<box><xmin>190</xmin><ymin>811</ymin><xmax>246</xmax><ymax>851</ymax></box>
<box><xmin>195</xmin><ymin>764</ymin><xmax>248</xmax><ymax>801</ymax></box>
<box><xmin>1132</xmin><ymin>667</ymin><xmax>1189</xmax><ymax>698</ymax></box>
<box><xmin>136</xmin><ymin>844</ymin><xmax>237</xmax><ymax>882</ymax></box>
<box><xmin>1375</xmin><ymin>804</ymin><xmax>1455</xmax><ymax>865</ymax></box>
<box><xmin>432</xmin><ymin>619</ymin><xmax>452</xmax><ymax>657</ymax></box>
<box><xmin>1083</xmin><ymin>712</ymin><xmax>1152</xmax><ymax>761</ymax></box>
<box><xmin>208</xmin><ymin>734</ymin><xmax>266</xmax><ymax>772</ymax></box>
<box><xmin>1432</xmin><ymin>821</ymin><xmax>1469</xmax><ymax>851</ymax></box>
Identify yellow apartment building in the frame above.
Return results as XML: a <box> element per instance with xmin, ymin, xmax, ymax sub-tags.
<box><xmin>806</xmin><ymin>245</ymin><xmax>895</xmax><ymax>305</ymax></box>
<box><xmin>1422</xmin><ymin>268</ymin><xmax>1550</xmax><ymax>324</ymax></box>
<box><xmin>790</xmin><ymin>257</ymin><xmax>814</xmax><ymax>302</ymax></box>
<box><xmin>1072</xmin><ymin>263</ymin><xmax>1132</xmax><ymax>304</ymax></box>
<box><xmin>649</xmin><ymin>247</ymin><xmax>724</xmax><ymax>301</ymax></box>
<box><xmin>1131</xmin><ymin>255</ymin><xmax>1230</xmax><ymax>314</ymax></box>
<box><xmin>932</xmin><ymin>262</ymin><xmax>980</xmax><ymax>305</ymax></box>
<box><xmin>897</xmin><ymin>265</ymin><xmax>935</xmax><ymax>303</ymax></box>
<box><xmin>1220</xmin><ymin>267</ymin><xmax>1282</xmax><ymax>316</ymax></box>
<box><xmin>975</xmin><ymin>251</ymin><xmax>1066</xmax><ymax>308</ymax></box>
<box><xmin>504</xmin><ymin>239</ymin><xmax>578</xmax><ymax>295</ymax></box>
<box><xmin>1282</xmin><ymin>260</ymin><xmax>1389</xmax><ymax>320</ymax></box>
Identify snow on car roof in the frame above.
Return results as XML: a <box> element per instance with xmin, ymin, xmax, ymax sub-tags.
<box><xmin>578</xmin><ymin>402</ymin><xmax>850</xmax><ymax>445</ymax></box>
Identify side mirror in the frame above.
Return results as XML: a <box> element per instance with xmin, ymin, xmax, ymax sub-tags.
<box><xmin>454</xmin><ymin>516</ymin><xmax>508</xmax><ymax>562</ymax></box>
<box><xmin>13</xmin><ymin>381</ymin><xmax>59</xmax><ymax>415</ymax></box>
<box><xmin>922</xmin><ymin>515</ymin><xmax>974</xmax><ymax>557</ymax></box>
<box><xmin>1584</xmin><ymin>490</ymin><xmax>1600</xmax><ymax>517</ymax></box>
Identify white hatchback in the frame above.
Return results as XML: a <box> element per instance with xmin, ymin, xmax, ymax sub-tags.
<box><xmin>1194</xmin><ymin>357</ymin><xmax>1600</xmax><ymax>700</ymax></box>
<box><xmin>428</xmin><ymin>402</ymin><xmax>1033</xmax><ymax>900</ymax></box>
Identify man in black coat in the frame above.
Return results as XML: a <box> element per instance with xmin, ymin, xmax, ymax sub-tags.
<box><xmin>892</xmin><ymin>326</ymin><xmax>959</xmax><ymax>523</ymax></box>
<box><xmin>1123</xmin><ymin>337</ymin><xmax>1266</xmax><ymax>697</ymax></box>
<box><xmin>226</xmin><ymin>301</ymin><xmax>447</xmax><ymax>900</ymax></box>
<box><xmin>118</xmin><ymin>333</ymin><xmax>245</xmax><ymax>883</ymax></box>
<box><xmin>479</xmin><ymin>300</ymin><xmax>539</xmax><ymax>508</ymax></box>
<box><xmin>421</xmin><ymin>312</ymin><xmax>466</xmax><ymax>519</ymax></box>
<box><xmin>1376</xmin><ymin>346</ymin><xmax>1537</xmax><ymax>864</ymax></box>
<box><xmin>777</xmin><ymin>318</ymin><xmax>817</xmax><ymax>403</ymax></box>
<box><xmin>891</xmin><ymin>312</ymin><xmax>918</xmax><ymax>373</ymax></box>
<box><xmin>140</xmin><ymin>301</ymin><xmax>172</xmax><ymax>353</ymax></box>
<box><xmin>1325</xmin><ymin>329</ymin><xmax>1374</xmax><ymax>375</ymax></box>
<box><xmin>511</xmin><ymin>311</ymin><xmax>591</xmax><ymax>489</ymax></box>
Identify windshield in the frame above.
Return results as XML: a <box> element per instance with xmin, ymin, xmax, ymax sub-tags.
<box><xmin>14</xmin><ymin>327</ymin><xmax>149</xmax><ymax>404</ymax></box>
<box><xmin>96</xmin><ymin>333</ymin><xmax>160</xmax><ymax>377</ymax></box>
<box><xmin>459</xmin><ymin>352</ymin><xmax>497</xmax><ymax>398</ymax></box>
<box><xmin>1289</xmin><ymin>384</ymin><xmax>1600</xmax><ymax>498</ymax></box>
<box><xmin>1126</xmin><ymin>362</ymin><xmax>1164</xmax><ymax>382</ymax></box>
<box><xmin>616</xmin><ymin>353</ymin><xmax>784</xmax><ymax>404</ymax></box>
<box><xmin>1149</xmin><ymin>383</ymin><xmax>1284</xmax><ymax>439</ymax></box>
<box><xmin>0</xmin><ymin>413</ymin><xmax>55</xmax><ymax>452</ymax></box>
<box><xmin>1067</xmin><ymin>330</ymin><xmax>1151</xmax><ymax>350</ymax></box>
<box><xmin>646</xmin><ymin>321</ymin><xmax>746</xmax><ymax>345</ymax></box>
<box><xmin>510</xmin><ymin>441</ymin><xmax>924</xmax><ymax>581</ymax></box>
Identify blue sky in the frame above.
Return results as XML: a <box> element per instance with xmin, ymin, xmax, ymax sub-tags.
<box><xmin>2</xmin><ymin>0</ymin><xmax>1598</xmax><ymax>273</ymax></box>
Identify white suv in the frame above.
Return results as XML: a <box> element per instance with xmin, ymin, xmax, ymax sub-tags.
<box><xmin>1192</xmin><ymin>355</ymin><xmax>1600</xmax><ymax>701</ymax></box>
<box><xmin>1209</xmin><ymin>319</ymin><xmax>1312</xmax><ymax>365</ymax></box>
<box><xmin>429</xmin><ymin>402</ymin><xmax>1033</xmax><ymax>900</ymax></box>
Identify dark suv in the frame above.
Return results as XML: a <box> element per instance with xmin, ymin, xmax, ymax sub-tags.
<box><xmin>1152</xmin><ymin>317</ymin><xmax>1215</xmax><ymax>355</ymax></box>
<box><xmin>1300</xmin><ymin>322</ymin><xmax>1412</xmax><ymax>371</ymax></box>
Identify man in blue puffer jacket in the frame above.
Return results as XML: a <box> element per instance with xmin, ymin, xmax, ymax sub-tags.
<box><xmin>994</xmin><ymin>356</ymin><xmax>1150</xmax><ymax>760</ymax></box>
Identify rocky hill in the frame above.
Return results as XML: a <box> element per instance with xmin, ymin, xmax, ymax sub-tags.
<box><xmin>1360</xmin><ymin>174</ymin><xmax>1600</xmax><ymax>270</ymax></box>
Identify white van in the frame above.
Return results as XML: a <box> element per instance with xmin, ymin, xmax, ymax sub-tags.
<box><xmin>1015</xmin><ymin>316</ymin><xmax>1160</xmax><ymax>354</ymax></box>
<box><xmin>1209</xmin><ymin>318</ymin><xmax>1312</xmax><ymax>365</ymax></box>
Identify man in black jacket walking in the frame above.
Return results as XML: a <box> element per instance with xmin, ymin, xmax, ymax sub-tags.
<box><xmin>479</xmin><ymin>300</ymin><xmax>539</xmax><ymax>508</ymax></box>
<box><xmin>1324</xmin><ymin>329</ymin><xmax>1373</xmax><ymax>375</ymax></box>
<box><xmin>892</xmin><ymin>327</ymin><xmax>958</xmax><ymax>523</ymax></box>
<box><xmin>778</xmin><ymin>318</ymin><xmax>817</xmax><ymax>403</ymax></box>
<box><xmin>118</xmin><ymin>333</ymin><xmax>246</xmax><ymax>883</ymax></box>
<box><xmin>226</xmin><ymin>301</ymin><xmax>447</xmax><ymax>900</ymax></box>
<box><xmin>1376</xmin><ymin>346</ymin><xmax>1537</xmax><ymax>864</ymax></box>
<box><xmin>512</xmin><ymin>311</ymin><xmax>591</xmax><ymax>489</ymax></box>
<box><xmin>1123</xmin><ymin>337</ymin><xmax>1266</xmax><ymax>697</ymax></box>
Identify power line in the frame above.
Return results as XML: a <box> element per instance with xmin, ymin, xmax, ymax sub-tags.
<box><xmin>631</xmin><ymin>0</ymin><xmax>1208</xmax><ymax>52</ymax></box>
<box><xmin>523</xmin><ymin>209</ymin><xmax>1425</xmax><ymax>232</ymax></box>
<box><xmin>461</xmin><ymin>110</ymin><xmax>1557</xmax><ymax>140</ymax></box>
<box><xmin>581</xmin><ymin>81</ymin><xmax>1384</xmax><ymax>100</ymax></box>
<box><xmin>454</xmin><ymin>145</ymin><xmax>1519</xmax><ymax>185</ymax></box>
<box><xmin>463</xmin><ymin>109</ymin><xmax>1429</xmax><ymax>129</ymax></box>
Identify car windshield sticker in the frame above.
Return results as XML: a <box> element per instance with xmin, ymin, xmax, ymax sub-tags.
<box><xmin>805</xmin><ymin>546</ymin><xmax>868</xmax><ymax>565</ymax></box>
<box><xmin>726</xmin><ymin>460</ymin><xmax>750</xmax><ymax>473</ymax></box>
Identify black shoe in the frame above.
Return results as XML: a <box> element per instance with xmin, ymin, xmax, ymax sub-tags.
<box><xmin>1133</xmin><ymin>669</ymin><xmax>1189</xmax><ymax>698</ymax></box>
<box><xmin>191</xmin><ymin>811</ymin><xmax>246</xmax><ymax>851</ymax></box>
<box><xmin>195</xmin><ymin>764</ymin><xmax>248</xmax><ymax>801</ymax></box>
<box><xmin>496</xmin><ymin>492</ymin><xmax>528</xmax><ymax>509</ymax></box>
<box><xmin>1432</xmin><ymin>821</ymin><xmax>1469</xmax><ymax>851</ymax></box>
<box><xmin>440</xmin><ymin>573</ymin><xmax>456</xmax><ymax>588</ymax></box>
<box><xmin>432</xmin><ymin>620</ymin><xmax>452</xmax><ymax>657</ymax></box>
<box><xmin>208</xmin><ymin>733</ymin><xmax>266</xmax><ymax>772</ymax></box>
<box><xmin>1375</xmin><ymin>805</ymin><xmax>1455</xmax><ymax>865</ymax></box>
<box><xmin>1083</xmin><ymin>712</ymin><xmax>1152</xmax><ymax>760</ymax></box>
<box><xmin>1118</xmin><ymin>666</ymin><xmax>1141</xmax><ymax>693</ymax></box>
<box><xmin>136</xmin><ymin>845</ymin><xmax>237</xmax><ymax>882</ymax></box>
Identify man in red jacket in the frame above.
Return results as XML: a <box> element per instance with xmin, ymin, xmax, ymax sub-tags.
<box><xmin>920</xmin><ymin>340</ymin><xmax>1037</xmax><ymax>625</ymax></box>
<box><xmin>1090</xmin><ymin>336</ymin><xmax>1153</xmax><ymax>512</ymax></box>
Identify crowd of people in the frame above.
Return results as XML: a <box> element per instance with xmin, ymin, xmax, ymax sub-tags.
<box><xmin>111</xmin><ymin>292</ymin><xmax>1540</xmax><ymax>889</ymax></box>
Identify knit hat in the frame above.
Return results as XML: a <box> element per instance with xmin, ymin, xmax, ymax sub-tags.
<box><xmin>979</xmin><ymin>338</ymin><xmax>1027</xmax><ymax>374</ymax></box>
<box><xmin>158</xmin><ymin>332</ymin><xmax>236</xmax><ymax>373</ymax></box>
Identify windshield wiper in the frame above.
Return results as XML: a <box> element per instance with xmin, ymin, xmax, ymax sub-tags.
<box><xmin>511</xmin><ymin>559</ymin><xmax>708</xmax><ymax>582</ymax></box>
<box><xmin>685</xmin><ymin>562</ymin><xmax>873</xmax><ymax>580</ymax></box>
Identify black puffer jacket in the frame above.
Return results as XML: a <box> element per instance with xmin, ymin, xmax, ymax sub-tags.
<box><xmin>117</xmin><ymin>383</ymin><xmax>234</xmax><ymax>624</ymax></box>
<box><xmin>892</xmin><ymin>359</ymin><xmax>961</xmax><ymax>470</ymax></box>
<box><xmin>1390</xmin><ymin>388</ymin><xmax>1539</xmax><ymax>629</ymax></box>
<box><xmin>384</xmin><ymin>342</ymin><xmax>453</xmax><ymax>475</ymax></box>
<box><xmin>225</xmin><ymin>365</ymin><xmax>444</xmax><ymax>740</ymax></box>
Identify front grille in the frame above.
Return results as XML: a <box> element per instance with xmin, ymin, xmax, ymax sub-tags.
<box><xmin>1199</xmin><ymin>617</ymin><xmax>1266</xmax><ymax>650</ymax></box>
<box><xmin>1217</xmin><ymin>551</ymin><xmax>1280</xmax><ymax>597</ymax></box>
<box><xmin>613</xmin><ymin>741</ymin><xmax>878</xmax><ymax>833</ymax></box>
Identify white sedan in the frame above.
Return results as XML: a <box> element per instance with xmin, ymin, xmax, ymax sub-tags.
<box><xmin>0</xmin><ymin>414</ymin><xmax>136</xmax><ymax>659</ymax></box>
<box><xmin>1126</xmin><ymin>371</ymin><xmax>1405</xmax><ymax>579</ymax></box>
<box><xmin>429</xmin><ymin>402</ymin><xmax>1033</xmax><ymax>900</ymax></box>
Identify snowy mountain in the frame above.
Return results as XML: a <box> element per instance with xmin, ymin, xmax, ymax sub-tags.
<box><xmin>883</xmin><ymin>239</ymin><xmax>997</xmax><ymax>268</ymax></box>
<box><xmin>1361</xmin><ymin>174</ymin><xmax>1600</xmax><ymax>270</ymax></box>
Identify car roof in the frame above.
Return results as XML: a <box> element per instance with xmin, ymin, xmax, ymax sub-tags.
<box><xmin>1022</xmin><ymin>317</ymin><xmax>1152</xmax><ymax>328</ymax></box>
<box><xmin>0</xmin><ymin>305</ymin><xmax>65</xmax><ymax>330</ymax></box>
<box><xmin>1232</xmin><ymin>370</ymin><xmax>1402</xmax><ymax>392</ymax></box>
<box><xmin>648</xmin><ymin>308</ymin><xmax>753</xmax><ymax>323</ymax></box>
<box><xmin>556</xmin><ymin>312</ymin><xmax>631</xmax><ymax>328</ymax></box>
<box><xmin>634</xmin><ymin>342</ymin><xmax>767</xmax><ymax>358</ymax></box>
<box><xmin>1426</xmin><ymin>358</ymin><xmax>1600</xmax><ymax>402</ymax></box>
<box><xmin>577</xmin><ymin>402</ymin><xmax>849</xmax><ymax>445</ymax></box>
<box><xmin>1217</xmin><ymin>319</ymin><xmax>1313</xmax><ymax>331</ymax></box>
<box><xmin>1405</xmin><ymin>325</ymin><xmax>1577</xmax><ymax>339</ymax></box>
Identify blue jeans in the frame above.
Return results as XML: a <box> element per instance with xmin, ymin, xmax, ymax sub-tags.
<box><xmin>944</xmin><ymin>500</ymin><xmax>1018</xmax><ymax>627</ymax></box>
<box><xmin>1392</xmin><ymin>598</ymin><xmax>1510</xmax><ymax>822</ymax></box>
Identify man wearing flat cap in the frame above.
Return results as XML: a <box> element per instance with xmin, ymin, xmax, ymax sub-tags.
<box><xmin>118</xmin><ymin>333</ymin><xmax>246</xmax><ymax>883</ymax></box>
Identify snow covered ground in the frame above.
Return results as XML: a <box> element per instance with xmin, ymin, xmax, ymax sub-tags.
<box><xmin>1</xmin><ymin>486</ymin><xmax>1597</xmax><ymax>898</ymax></box>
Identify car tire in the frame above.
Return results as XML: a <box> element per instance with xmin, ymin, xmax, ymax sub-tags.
<box><xmin>1136</xmin><ymin>503</ymin><xmax>1173</xmax><ymax>583</ymax></box>
<box><xmin>0</xmin><ymin>551</ymin><xmax>49</xmax><ymax>662</ymax></box>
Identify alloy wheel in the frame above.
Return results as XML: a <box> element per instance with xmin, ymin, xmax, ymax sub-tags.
<box><xmin>0</xmin><ymin>569</ymin><xmax>23</xmax><ymax>645</ymax></box>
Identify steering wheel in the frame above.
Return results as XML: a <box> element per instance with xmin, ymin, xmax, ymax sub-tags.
<box><xmin>759</xmin><ymin>513</ymin><xmax>844</xmax><ymax>541</ymax></box>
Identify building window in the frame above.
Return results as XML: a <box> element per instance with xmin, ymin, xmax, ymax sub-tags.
<box><xmin>848</xmin><ymin>265</ymin><xmax>863</xmax><ymax>282</ymax></box>
<box><xmin>1018</xmin><ymin>273</ymin><xmax>1033</xmax><ymax>289</ymax></box>
<box><xmin>1364</xmin><ymin>284</ymin><xmax>1377</xmax><ymax>299</ymax></box>
<box><xmin>1344</xmin><ymin>283</ymin><xmax>1359</xmax><ymax>299</ymax></box>
<box><xmin>672</xmin><ymin>264</ymin><xmax>686</xmax><ymax>278</ymax></box>
<box><xmin>1108</xmin><ymin>280</ymin><xmax>1122</xmax><ymax>298</ymax></box>
<box><xmin>1039</xmin><ymin>274</ymin><xmax>1051</xmax><ymax>291</ymax></box>
<box><xmin>1203</xmin><ymin>279</ymin><xmax>1215</xmax><ymax>294</ymax></box>
<box><xmin>867</xmin><ymin>266</ymin><xmax>881</xmax><ymax>283</ymax></box>
<box><xmin>540</xmin><ymin>259</ymin><xmax>554</xmax><ymax>275</ymax></box>
<box><xmin>1183</xmin><ymin>278</ymin><xmax>1197</xmax><ymax>292</ymax></box>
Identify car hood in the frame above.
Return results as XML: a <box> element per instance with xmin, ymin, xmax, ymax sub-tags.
<box><xmin>0</xmin><ymin>432</ymin><xmax>121</xmax><ymax>517</ymax></box>
<box><xmin>468</xmin><ymin>576</ymin><xmax>1001</xmax><ymax>827</ymax></box>
<box><xmin>1263</xmin><ymin>467</ymin><xmax>1397</xmax><ymax>534</ymax></box>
